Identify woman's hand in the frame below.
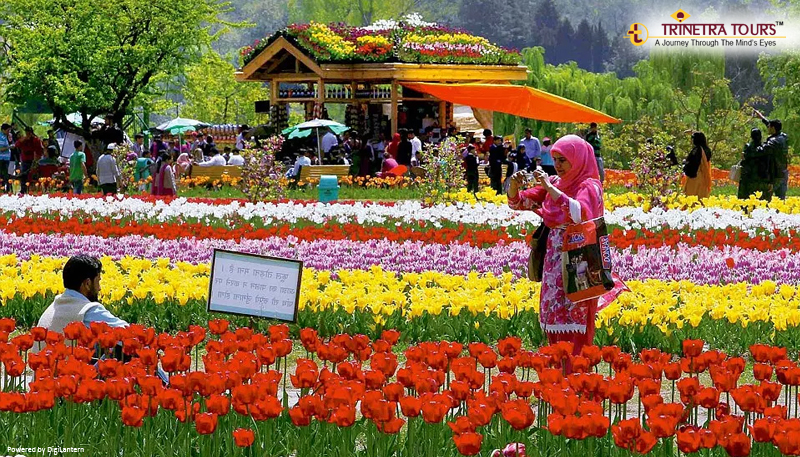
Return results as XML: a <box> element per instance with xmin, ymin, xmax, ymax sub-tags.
<box><xmin>535</xmin><ymin>169</ymin><xmax>562</xmax><ymax>200</ymax></box>
<box><xmin>507</xmin><ymin>171</ymin><xmax>530</xmax><ymax>199</ymax></box>
<box><xmin>534</xmin><ymin>169</ymin><xmax>551</xmax><ymax>189</ymax></box>
<box><xmin>510</xmin><ymin>171</ymin><xmax>529</xmax><ymax>187</ymax></box>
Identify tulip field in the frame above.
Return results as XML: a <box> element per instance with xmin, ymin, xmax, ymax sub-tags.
<box><xmin>3</xmin><ymin>190</ymin><xmax>800</xmax><ymax>456</ymax></box>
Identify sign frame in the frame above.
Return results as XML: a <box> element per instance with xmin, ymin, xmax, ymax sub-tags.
<box><xmin>207</xmin><ymin>249</ymin><xmax>303</xmax><ymax>323</ymax></box>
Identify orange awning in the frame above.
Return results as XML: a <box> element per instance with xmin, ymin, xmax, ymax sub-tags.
<box><xmin>400</xmin><ymin>82</ymin><xmax>621</xmax><ymax>124</ymax></box>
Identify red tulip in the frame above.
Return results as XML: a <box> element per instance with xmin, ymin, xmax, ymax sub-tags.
<box><xmin>750</xmin><ymin>417</ymin><xmax>777</xmax><ymax>443</ymax></box>
<box><xmin>195</xmin><ymin>412</ymin><xmax>218</xmax><ymax>435</ymax></box>
<box><xmin>448</xmin><ymin>416</ymin><xmax>474</xmax><ymax>435</ymax></box>
<box><xmin>719</xmin><ymin>432</ymin><xmax>751</xmax><ymax>457</ymax></box>
<box><xmin>232</xmin><ymin>428</ymin><xmax>255</xmax><ymax>447</ymax></box>
<box><xmin>452</xmin><ymin>432</ymin><xmax>482</xmax><ymax>456</ymax></box>
<box><xmin>121</xmin><ymin>405</ymin><xmax>145</xmax><ymax>427</ymax></box>
<box><xmin>208</xmin><ymin>319</ymin><xmax>229</xmax><ymax>335</ymax></box>
<box><xmin>497</xmin><ymin>336</ymin><xmax>521</xmax><ymax>358</ymax></box>
<box><xmin>682</xmin><ymin>339</ymin><xmax>704</xmax><ymax>358</ymax></box>
<box><xmin>500</xmin><ymin>399</ymin><xmax>535</xmax><ymax>430</ymax></box>
<box><xmin>753</xmin><ymin>363</ymin><xmax>773</xmax><ymax>382</ymax></box>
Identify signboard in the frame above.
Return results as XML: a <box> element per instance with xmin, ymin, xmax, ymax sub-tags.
<box><xmin>207</xmin><ymin>249</ymin><xmax>302</xmax><ymax>322</ymax></box>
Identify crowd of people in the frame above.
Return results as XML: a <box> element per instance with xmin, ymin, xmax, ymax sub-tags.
<box><xmin>1</xmin><ymin>113</ymin><xmax>790</xmax><ymax>200</ymax></box>
<box><xmin>0</xmin><ymin>118</ymin><xmax>252</xmax><ymax>197</ymax></box>
<box><xmin>287</xmin><ymin>126</ymin><xmax>461</xmax><ymax>179</ymax></box>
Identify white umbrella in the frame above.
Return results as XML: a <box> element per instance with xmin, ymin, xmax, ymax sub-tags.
<box><xmin>48</xmin><ymin>113</ymin><xmax>103</xmax><ymax>127</ymax></box>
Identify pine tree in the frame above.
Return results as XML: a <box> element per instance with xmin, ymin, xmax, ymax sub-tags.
<box><xmin>573</xmin><ymin>19</ymin><xmax>593</xmax><ymax>70</ymax></box>
<box><xmin>553</xmin><ymin>18</ymin><xmax>576</xmax><ymax>65</ymax></box>
<box><xmin>532</xmin><ymin>0</ymin><xmax>560</xmax><ymax>50</ymax></box>
<box><xmin>592</xmin><ymin>22</ymin><xmax>611</xmax><ymax>73</ymax></box>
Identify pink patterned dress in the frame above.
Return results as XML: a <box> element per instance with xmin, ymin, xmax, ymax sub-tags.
<box><xmin>508</xmin><ymin>179</ymin><xmax>604</xmax><ymax>349</ymax></box>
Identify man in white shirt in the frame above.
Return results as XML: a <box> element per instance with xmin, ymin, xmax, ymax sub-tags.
<box><xmin>195</xmin><ymin>148</ymin><xmax>227</xmax><ymax>167</ymax></box>
<box><xmin>408</xmin><ymin>130</ymin><xmax>422</xmax><ymax>165</ymax></box>
<box><xmin>36</xmin><ymin>254</ymin><xmax>169</xmax><ymax>384</ymax></box>
<box><xmin>321</xmin><ymin>129</ymin><xmax>339</xmax><ymax>156</ymax></box>
<box><xmin>291</xmin><ymin>150</ymin><xmax>313</xmax><ymax>177</ymax></box>
<box><xmin>96</xmin><ymin>144</ymin><xmax>121</xmax><ymax>195</ymax></box>
<box><xmin>235</xmin><ymin>124</ymin><xmax>249</xmax><ymax>150</ymax></box>
<box><xmin>227</xmin><ymin>150</ymin><xmax>245</xmax><ymax>166</ymax></box>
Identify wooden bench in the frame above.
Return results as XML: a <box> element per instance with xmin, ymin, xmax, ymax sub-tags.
<box><xmin>298</xmin><ymin>165</ymin><xmax>350</xmax><ymax>181</ymax></box>
<box><xmin>190</xmin><ymin>165</ymin><xmax>242</xmax><ymax>180</ymax></box>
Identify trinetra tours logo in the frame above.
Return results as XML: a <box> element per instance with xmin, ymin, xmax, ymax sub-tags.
<box><xmin>626</xmin><ymin>8</ymin><xmax>794</xmax><ymax>52</ymax></box>
<box><xmin>670</xmin><ymin>9</ymin><xmax>690</xmax><ymax>23</ymax></box>
<box><xmin>626</xmin><ymin>23</ymin><xmax>648</xmax><ymax>46</ymax></box>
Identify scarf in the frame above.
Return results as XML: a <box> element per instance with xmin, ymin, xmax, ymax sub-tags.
<box><xmin>540</xmin><ymin>135</ymin><xmax>602</xmax><ymax>226</ymax></box>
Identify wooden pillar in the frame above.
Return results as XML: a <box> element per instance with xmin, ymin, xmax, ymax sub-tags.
<box><xmin>317</xmin><ymin>79</ymin><xmax>325</xmax><ymax>105</ymax></box>
<box><xmin>390</xmin><ymin>80</ymin><xmax>398</xmax><ymax>135</ymax></box>
<box><xmin>270</xmin><ymin>80</ymin><xmax>277</xmax><ymax>104</ymax></box>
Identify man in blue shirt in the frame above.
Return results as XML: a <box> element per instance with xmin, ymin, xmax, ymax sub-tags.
<box><xmin>518</xmin><ymin>128</ymin><xmax>541</xmax><ymax>171</ymax></box>
<box><xmin>0</xmin><ymin>124</ymin><xmax>12</xmax><ymax>193</ymax></box>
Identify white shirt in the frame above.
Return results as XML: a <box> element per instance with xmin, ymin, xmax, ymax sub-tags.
<box><xmin>410</xmin><ymin>137</ymin><xmax>422</xmax><ymax>161</ymax></box>
<box><xmin>197</xmin><ymin>155</ymin><xmax>227</xmax><ymax>167</ymax></box>
<box><xmin>235</xmin><ymin>133</ymin><xmax>246</xmax><ymax>150</ymax></box>
<box><xmin>322</xmin><ymin>132</ymin><xmax>339</xmax><ymax>153</ymax></box>
<box><xmin>96</xmin><ymin>154</ymin><xmax>121</xmax><ymax>185</ymax></box>
<box><xmin>292</xmin><ymin>156</ymin><xmax>312</xmax><ymax>176</ymax></box>
<box><xmin>227</xmin><ymin>154</ymin><xmax>245</xmax><ymax>166</ymax></box>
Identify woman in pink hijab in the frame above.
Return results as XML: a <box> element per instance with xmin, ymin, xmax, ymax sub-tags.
<box><xmin>507</xmin><ymin>134</ymin><xmax>605</xmax><ymax>356</ymax></box>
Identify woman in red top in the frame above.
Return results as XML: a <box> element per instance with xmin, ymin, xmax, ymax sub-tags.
<box><xmin>386</xmin><ymin>133</ymin><xmax>401</xmax><ymax>159</ymax></box>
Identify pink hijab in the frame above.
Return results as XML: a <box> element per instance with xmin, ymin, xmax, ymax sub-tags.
<box><xmin>540</xmin><ymin>134</ymin><xmax>602</xmax><ymax>225</ymax></box>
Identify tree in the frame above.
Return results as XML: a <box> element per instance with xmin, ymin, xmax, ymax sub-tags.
<box><xmin>180</xmin><ymin>52</ymin><xmax>271</xmax><ymax>125</ymax></box>
<box><xmin>0</xmin><ymin>0</ymin><xmax>234</xmax><ymax>140</ymax></box>
<box><xmin>759</xmin><ymin>51</ymin><xmax>800</xmax><ymax>154</ymax></box>
<box><xmin>573</xmin><ymin>19</ymin><xmax>593</xmax><ymax>70</ymax></box>
<box><xmin>553</xmin><ymin>19</ymin><xmax>576</xmax><ymax>65</ymax></box>
<box><xmin>532</xmin><ymin>0</ymin><xmax>560</xmax><ymax>51</ymax></box>
<box><xmin>288</xmin><ymin>0</ymin><xmax>452</xmax><ymax>27</ymax></box>
<box><xmin>592</xmin><ymin>22</ymin><xmax>611</xmax><ymax>73</ymax></box>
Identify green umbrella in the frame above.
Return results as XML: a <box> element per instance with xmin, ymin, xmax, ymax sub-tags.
<box><xmin>156</xmin><ymin>118</ymin><xmax>210</xmax><ymax>134</ymax></box>
<box><xmin>281</xmin><ymin>119</ymin><xmax>350</xmax><ymax>161</ymax></box>
<box><xmin>282</xmin><ymin>119</ymin><xmax>349</xmax><ymax>138</ymax></box>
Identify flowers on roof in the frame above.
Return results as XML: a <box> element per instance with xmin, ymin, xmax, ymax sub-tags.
<box><xmin>240</xmin><ymin>16</ymin><xmax>521</xmax><ymax>66</ymax></box>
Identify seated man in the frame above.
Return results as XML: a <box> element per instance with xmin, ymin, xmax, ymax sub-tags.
<box><xmin>38</xmin><ymin>145</ymin><xmax>61</xmax><ymax>166</ymax></box>
<box><xmin>38</xmin><ymin>255</ymin><xmax>127</xmax><ymax>333</ymax></box>
<box><xmin>37</xmin><ymin>255</ymin><xmax>168</xmax><ymax>382</ymax></box>
<box><xmin>194</xmin><ymin>147</ymin><xmax>226</xmax><ymax>167</ymax></box>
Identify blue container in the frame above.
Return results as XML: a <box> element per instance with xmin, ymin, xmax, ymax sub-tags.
<box><xmin>318</xmin><ymin>175</ymin><xmax>340</xmax><ymax>203</ymax></box>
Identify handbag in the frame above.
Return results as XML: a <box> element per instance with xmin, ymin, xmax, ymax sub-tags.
<box><xmin>527</xmin><ymin>223</ymin><xmax>550</xmax><ymax>282</ymax></box>
<box><xmin>729</xmin><ymin>161</ymin><xmax>742</xmax><ymax>182</ymax></box>
<box><xmin>561</xmin><ymin>217</ymin><xmax>615</xmax><ymax>303</ymax></box>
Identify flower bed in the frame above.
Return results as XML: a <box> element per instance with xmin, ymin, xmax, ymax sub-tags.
<box><xmin>3</xmin><ymin>234</ymin><xmax>800</xmax><ymax>285</ymax></box>
<box><xmin>2</xmin><ymin>321</ymin><xmax>800</xmax><ymax>456</ymax></box>
<box><xmin>3</xmin><ymin>256</ymin><xmax>800</xmax><ymax>353</ymax></box>
<box><xmin>240</xmin><ymin>18</ymin><xmax>521</xmax><ymax>66</ymax></box>
<box><xmin>6</xmin><ymin>195</ymin><xmax>800</xmax><ymax>234</ymax></box>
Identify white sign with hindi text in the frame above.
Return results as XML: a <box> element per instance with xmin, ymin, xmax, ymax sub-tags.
<box><xmin>207</xmin><ymin>250</ymin><xmax>302</xmax><ymax>322</ymax></box>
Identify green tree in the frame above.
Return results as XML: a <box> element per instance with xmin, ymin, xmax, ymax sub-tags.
<box><xmin>0</xmin><ymin>0</ymin><xmax>234</xmax><ymax>139</ymax></box>
<box><xmin>288</xmin><ymin>0</ymin><xmax>452</xmax><ymax>26</ymax></box>
<box><xmin>759</xmin><ymin>51</ymin><xmax>800</xmax><ymax>157</ymax></box>
<box><xmin>179</xmin><ymin>52</ymin><xmax>270</xmax><ymax>125</ymax></box>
